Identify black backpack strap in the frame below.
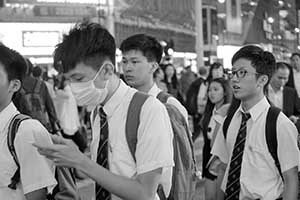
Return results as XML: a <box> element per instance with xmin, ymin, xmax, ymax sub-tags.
<box><xmin>157</xmin><ymin>91</ymin><xmax>172</xmax><ymax>104</ymax></box>
<box><xmin>7</xmin><ymin>114</ymin><xmax>31</xmax><ymax>190</ymax></box>
<box><xmin>125</xmin><ymin>92</ymin><xmax>149</xmax><ymax>162</ymax></box>
<box><xmin>265</xmin><ymin>106</ymin><xmax>283</xmax><ymax>180</ymax></box>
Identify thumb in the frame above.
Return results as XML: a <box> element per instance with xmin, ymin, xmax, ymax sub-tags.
<box><xmin>50</xmin><ymin>135</ymin><xmax>68</xmax><ymax>145</ymax></box>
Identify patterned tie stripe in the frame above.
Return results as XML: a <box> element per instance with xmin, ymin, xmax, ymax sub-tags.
<box><xmin>225</xmin><ymin>112</ymin><xmax>251</xmax><ymax>200</ymax></box>
<box><xmin>95</xmin><ymin>107</ymin><xmax>111</xmax><ymax>200</ymax></box>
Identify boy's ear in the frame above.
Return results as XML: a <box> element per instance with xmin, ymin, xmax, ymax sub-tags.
<box><xmin>150</xmin><ymin>62</ymin><xmax>159</xmax><ymax>73</ymax></box>
<box><xmin>9</xmin><ymin>79</ymin><xmax>21</xmax><ymax>93</ymax></box>
<box><xmin>101</xmin><ymin>62</ymin><xmax>115</xmax><ymax>80</ymax></box>
<box><xmin>258</xmin><ymin>75</ymin><xmax>268</xmax><ymax>87</ymax></box>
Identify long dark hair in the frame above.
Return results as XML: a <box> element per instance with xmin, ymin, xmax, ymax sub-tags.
<box><xmin>201</xmin><ymin>78</ymin><xmax>232</xmax><ymax>135</ymax></box>
<box><xmin>162</xmin><ymin>63</ymin><xmax>179</xmax><ymax>88</ymax></box>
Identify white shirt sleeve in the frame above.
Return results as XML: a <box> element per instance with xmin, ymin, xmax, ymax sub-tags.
<box><xmin>14</xmin><ymin>119</ymin><xmax>57</xmax><ymax>194</ymax></box>
<box><xmin>135</xmin><ymin>97</ymin><xmax>174</xmax><ymax>174</ymax></box>
<box><xmin>211</xmin><ymin>127</ymin><xmax>229</xmax><ymax>164</ymax></box>
<box><xmin>277</xmin><ymin>113</ymin><xmax>300</xmax><ymax>172</ymax></box>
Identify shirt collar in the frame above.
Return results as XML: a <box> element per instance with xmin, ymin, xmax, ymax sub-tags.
<box><xmin>102</xmin><ymin>80</ymin><xmax>130</xmax><ymax>116</ymax></box>
<box><xmin>0</xmin><ymin>102</ymin><xmax>18</xmax><ymax>132</ymax></box>
<box><xmin>237</xmin><ymin>96</ymin><xmax>270</xmax><ymax>122</ymax></box>
<box><xmin>148</xmin><ymin>83</ymin><xmax>162</xmax><ymax>97</ymax></box>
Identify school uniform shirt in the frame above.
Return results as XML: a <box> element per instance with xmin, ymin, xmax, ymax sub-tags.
<box><xmin>211</xmin><ymin>97</ymin><xmax>300</xmax><ymax>200</ymax></box>
<box><xmin>90</xmin><ymin>80</ymin><xmax>174</xmax><ymax>200</ymax></box>
<box><xmin>268</xmin><ymin>85</ymin><xmax>283</xmax><ymax>110</ymax></box>
<box><xmin>148</xmin><ymin>83</ymin><xmax>189</xmax><ymax>125</ymax></box>
<box><xmin>0</xmin><ymin>102</ymin><xmax>57</xmax><ymax>200</ymax></box>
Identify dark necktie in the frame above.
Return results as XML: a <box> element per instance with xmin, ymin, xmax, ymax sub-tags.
<box><xmin>95</xmin><ymin>107</ymin><xmax>111</xmax><ymax>200</ymax></box>
<box><xmin>225</xmin><ymin>112</ymin><xmax>251</xmax><ymax>200</ymax></box>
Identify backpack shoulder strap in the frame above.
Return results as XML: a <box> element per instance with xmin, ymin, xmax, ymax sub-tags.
<box><xmin>34</xmin><ymin>80</ymin><xmax>42</xmax><ymax>93</ymax></box>
<box><xmin>265</xmin><ymin>106</ymin><xmax>283</xmax><ymax>180</ymax></box>
<box><xmin>157</xmin><ymin>91</ymin><xmax>172</xmax><ymax>104</ymax></box>
<box><xmin>223</xmin><ymin>106</ymin><xmax>238</xmax><ymax>139</ymax></box>
<box><xmin>125</xmin><ymin>91</ymin><xmax>149</xmax><ymax>162</ymax></box>
<box><xmin>7</xmin><ymin>113</ymin><xmax>31</xmax><ymax>190</ymax></box>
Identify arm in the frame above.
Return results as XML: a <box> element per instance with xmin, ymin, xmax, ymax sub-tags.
<box><xmin>282</xmin><ymin>166</ymin><xmax>298</xmax><ymax>200</ymax></box>
<box><xmin>79</xmin><ymin>156</ymin><xmax>162</xmax><ymax>200</ymax></box>
<box><xmin>25</xmin><ymin>188</ymin><xmax>47</xmax><ymax>200</ymax></box>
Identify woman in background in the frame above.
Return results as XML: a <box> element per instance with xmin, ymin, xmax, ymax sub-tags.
<box><xmin>201</xmin><ymin>77</ymin><xmax>232</xmax><ymax>200</ymax></box>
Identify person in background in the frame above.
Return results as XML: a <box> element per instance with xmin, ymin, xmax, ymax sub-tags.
<box><xmin>200</xmin><ymin>78</ymin><xmax>232</xmax><ymax>200</ymax></box>
<box><xmin>52</xmin><ymin>75</ymin><xmax>86</xmax><ymax>152</ymax></box>
<box><xmin>32</xmin><ymin>66</ymin><xmax>43</xmax><ymax>80</ymax></box>
<box><xmin>287</xmin><ymin>53</ymin><xmax>300</xmax><ymax>96</ymax></box>
<box><xmin>267</xmin><ymin>62</ymin><xmax>300</xmax><ymax>132</ymax></box>
<box><xmin>186</xmin><ymin>66</ymin><xmax>208</xmax><ymax>140</ymax></box>
<box><xmin>13</xmin><ymin>59</ymin><xmax>58</xmax><ymax>134</ymax></box>
<box><xmin>153</xmin><ymin>66</ymin><xmax>168</xmax><ymax>92</ymax></box>
<box><xmin>180</xmin><ymin>65</ymin><xmax>197</xmax><ymax>102</ymax></box>
<box><xmin>162</xmin><ymin>63</ymin><xmax>184</xmax><ymax>104</ymax></box>
<box><xmin>206</xmin><ymin>62</ymin><xmax>225</xmax><ymax>82</ymax></box>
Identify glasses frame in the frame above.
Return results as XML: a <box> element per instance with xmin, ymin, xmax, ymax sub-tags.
<box><xmin>228</xmin><ymin>68</ymin><xmax>261</xmax><ymax>79</ymax></box>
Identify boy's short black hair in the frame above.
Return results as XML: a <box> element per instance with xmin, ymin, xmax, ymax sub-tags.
<box><xmin>0</xmin><ymin>44</ymin><xmax>27</xmax><ymax>83</ymax></box>
<box><xmin>54</xmin><ymin>22</ymin><xmax>116</xmax><ymax>73</ymax></box>
<box><xmin>120</xmin><ymin>34</ymin><xmax>163</xmax><ymax>63</ymax></box>
<box><xmin>232</xmin><ymin>45</ymin><xmax>276</xmax><ymax>86</ymax></box>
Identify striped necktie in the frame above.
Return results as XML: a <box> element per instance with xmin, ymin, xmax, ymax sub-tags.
<box><xmin>225</xmin><ymin>112</ymin><xmax>251</xmax><ymax>200</ymax></box>
<box><xmin>95</xmin><ymin>107</ymin><xmax>111</xmax><ymax>200</ymax></box>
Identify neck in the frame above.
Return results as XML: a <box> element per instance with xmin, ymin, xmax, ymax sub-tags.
<box><xmin>241</xmin><ymin>91</ymin><xmax>264</xmax><ymax>112</ymax></box>
<box><xmin>136</xmin><ymin>81</ymin><xmax>154</xmax><ymax>93</ymax></box>
<box><xmin>0</xmin><ymin>100</ymin><xmax>11</xmax><ymax>113</ymax></box>
<box><xmin>102</xmin><ymin>75</ymin><xmax>120</xmax><ymax>105</ymax></box>
<box><xmin>215</xmin><ymin>99</ymin><xmax>224</xmax><ymax>110</ymax></box>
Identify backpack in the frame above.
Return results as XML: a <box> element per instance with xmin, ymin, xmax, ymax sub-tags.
<box><xmin>222</xmin><ymin>105</ymin><xmax>283</xmax><ymax>179</ymax></box>
<box><xmin>18</xmin><ymin>80</ymin><xmax>51</xmax><ymax>131</ymax></box>
<box><xmin>125</xmin><ymin>91</ymin><xmax>197</xmax><ymax>200</ymax></box>
<box><xmin>7</xmin><ymin>114</ymin><xmax>81</xmax><ymax>200</ymax></box>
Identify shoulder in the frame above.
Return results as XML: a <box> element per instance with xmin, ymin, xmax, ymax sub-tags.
<box><xmin>284</xmin><ymin>86</ymin><xmax>297</xmax><ymax>95</ymax></box>
<box><xmin>15</xmin><ymin>119</ymin><xmax>48</xmax><ymax>141</ymax></box>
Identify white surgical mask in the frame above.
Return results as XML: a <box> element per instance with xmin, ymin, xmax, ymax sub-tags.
<box><xmin>69</xmin><ymin>63</ymin><xmax>110</xmax><ymax>106</ymax></box>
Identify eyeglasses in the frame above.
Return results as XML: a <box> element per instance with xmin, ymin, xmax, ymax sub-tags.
<box><xmin>228</xmin><ymin>68</ymin><xmax>260</xmax><ymax>79</ymax></box>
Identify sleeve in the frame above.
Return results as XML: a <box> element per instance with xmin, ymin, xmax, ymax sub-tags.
<box><xmin>14</xmin><ymin>119</ymin><xmax>57</xmax><ymax>194</ymax></box>
<box><xmin>277</xmin><ymin>113</ymin><xmax>300</xmax><ymax>172</ymax></box>
<box><xmin>135</xmin><ymin>97</ymin><xmax>174</xmax><ymax>174</ymax></box>
<box><xmin>211</xmin><ymin>127</ymin><xmax>229</xmax><ymax>164</ymax></box>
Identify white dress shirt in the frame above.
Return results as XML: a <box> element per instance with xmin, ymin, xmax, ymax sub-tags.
<box><xmin>90</xmin><ymin>80</ymin><xmax>174</xmax><ymax>200</ymax></box>
<box><xmin>0</xmin><ymin>102</ymin><xmax>57</xmax><ymax>200</ymax></box>
<box><xmin>211</xmin><ymin>97</ymin><xmax>299</xmax><ymax>200</ymax></box>
<box><xmin>267</xmin><ymin>85</ymin><xmax>283</xmax><ymax>109</ymax></box>
<box><xmin>293</xmin><ymin>69</ymin><xmax>300</xmax><ymax>97</ymax></box>
<box><xmin>148</xmin><ymin>83</ymin><xmax>189</xmax><ymax>125</ymax></box>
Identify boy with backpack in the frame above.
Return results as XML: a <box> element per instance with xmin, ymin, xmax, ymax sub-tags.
<box><xmin>0</xmin><ymin>44</ymin><xmax>57</xmax><ymax>199</ymax></box>
<box><xmin>210</xmin><ymin>45</ymin><xmax>299</xmax><ymax>200</ymax></box>
<box><xmin>120</xmin><ymin>34</ymin><xmax>196</xmax><ymax>200</ymax></box>
<box><xmin>34</xmin><ymin>22</ymin><xmax>174</xmax><ymax>200</ymax></box>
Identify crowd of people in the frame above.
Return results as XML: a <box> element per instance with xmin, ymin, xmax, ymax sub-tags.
<box><xmin>1</xmin><ymin>21</ymin><xmax>300</xmax><ymax>200</ymax></box>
